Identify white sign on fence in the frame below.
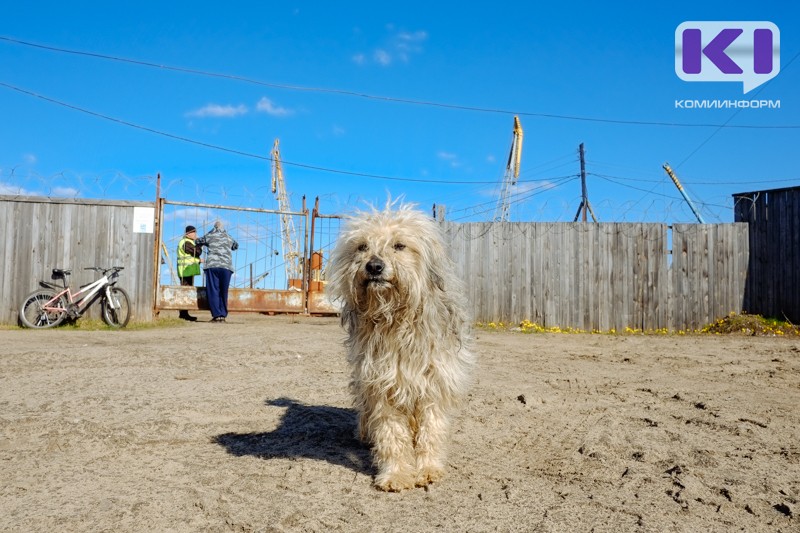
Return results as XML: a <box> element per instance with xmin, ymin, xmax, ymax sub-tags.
<box><xmin>133</xmin><ymin>207</ymin><xmax>154</xmax><ymax>234</ymax></box>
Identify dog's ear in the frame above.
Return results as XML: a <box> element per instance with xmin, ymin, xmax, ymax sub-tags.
<box><xmin>424</xmin><ymin>232</ymin><xmax>449</xmax><ymax>292</ymax></box>
<box><xmin>341</xmin><ymin>305</ymin><xmax>358</xmax><ymax>334</ymax></box>
<box><xmin>429</xmin><ymin>267</ymin><xmax>445</xmax><ymax>292</ymax></box>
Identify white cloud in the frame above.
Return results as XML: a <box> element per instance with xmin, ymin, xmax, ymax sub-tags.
<box><xmin>23</xmin><ymin>153</ymin><xmax>37</xmax><ymax>165</ymax></box>
<box><xmin>186</xmin><ymin>103</ymin><xmax>248</xmax><ymax>118</ymax></box>
<box><xmin>0</xmin><ymin>181</ymin><xmax>32</xmax><ymax>195</ymax></box>
<box><xmin>398</xmin><ymin>30</ymin><xmax>428</xmax><ymax>43</ymax></box>
<box><xmin>395</xmin><ymin>31</ymin><xmax>428</xmax><ymax>62</ymax></box>
<box><xmin>353</xmin><ymin>27</ymin><xmax>427</xmax><ymax>67</ymax></box>
<box><xmin>164</xmin><ymin>207</ymin><xmax>215</xmax><ymax>226</ymax></box>
<box><xmin>256</xmin><ymin>97</ymin><xmax>293</xmax><ymax>117</ymax></box>
<box><xmin>374</xmin><ymin>49</ymin><xmax>391</xmax><ymax>66</ymax></box>
<box><xmin>51</xmin><ymin>186</ymin><xmax>79</xmax><ymax>197</ymax></box>
<box><xmin>437</xmin><ymin>151</ymin><xmax>461</xmax><ymax>168</ymax></box>
<box><xmin>480</xmin><ymin>179</ymin><xmax>558</xmax><ymax>199</ymax></box>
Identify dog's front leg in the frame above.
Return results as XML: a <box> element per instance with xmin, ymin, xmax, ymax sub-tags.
<box><xmin>369</xmin><ymin>399</ymin><xmax>416</xmax><ymax>492</ymax></box>
<box><xmin>413</xmin><ymin>401</ymin><xmax>449</xmax><ymax>486</ymax></box>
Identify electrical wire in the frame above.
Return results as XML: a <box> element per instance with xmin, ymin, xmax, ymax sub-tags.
<box><xmin>2</xmin><ymin>35</ymin><xmax>798</xmax><ymax>130</ymax></box>
<box><xmin>447</xmin><ymin>175</ymin><xmax>578</xmax><ymax>221</ymax></box>
<box><xmin>674</xmin><ymin>49</ymin><xmax>800</xmax><ymax>167</ymax></box>
<box><xmin>0</xmin><ymin>80</ymin><xmax>556</xmax><ymax>186</ymax></box>
<box><xmin>589</xmin><ymin>172</ymin><xmax>800</xmax><ymax>186</ymax></box>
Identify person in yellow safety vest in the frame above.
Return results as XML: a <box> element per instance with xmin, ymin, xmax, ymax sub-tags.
<box><xmin>177</xmin><ymin>225</ymin><xmax>204</xmax><ymax>321</ymax></box>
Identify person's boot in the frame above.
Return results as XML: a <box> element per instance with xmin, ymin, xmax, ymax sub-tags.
<box><xmin>179</xmin><ymin>310</ymin><xmax>197</xmax><ymax>322</ymax></box>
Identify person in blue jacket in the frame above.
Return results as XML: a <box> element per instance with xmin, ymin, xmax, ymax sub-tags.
<box><xmin>195</xmin><ymin>220</ymin><xmax>238</xmax><ymax>323</ymax></box>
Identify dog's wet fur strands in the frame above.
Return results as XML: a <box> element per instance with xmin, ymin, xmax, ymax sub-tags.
<box><xmin>327</xmin><ymin>204</ymin><xmax>476</xmax><ymax>491</ymax></box>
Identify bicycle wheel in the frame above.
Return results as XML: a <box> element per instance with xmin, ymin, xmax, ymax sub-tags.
<box><xmin>19</xmin><ymin>289</ymin><xmax>68</xmax><ymax>329</ymax></box>
<box><xmin>101</xmin><ymin>287</ymin><xmax>131</xmax><ymax>328</ymax></box>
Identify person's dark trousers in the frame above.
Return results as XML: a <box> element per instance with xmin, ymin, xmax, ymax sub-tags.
<box><xmin>205</xmin><ymin>268</ymin><xmax>232</xmax><ymax>319</ymax></box>
<box><xmin>178</xmin><ymin>276</ymin><xmax>196</xmax><ymax>320</ymax></box>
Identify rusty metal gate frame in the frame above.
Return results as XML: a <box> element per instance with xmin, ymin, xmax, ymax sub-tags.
<box><xmin>153</xmin><ymin>196</ymin><xmax>338</xmax><ymax>316</ymax></box>
<box><xmin>307</xmin><ymin>197</ymin><xmax>343</xmax><ymax>315</ymax></box>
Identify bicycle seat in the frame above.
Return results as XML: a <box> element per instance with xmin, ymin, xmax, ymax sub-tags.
<box><xmin>52</xmin><ymin>269</ymin><xmax>71</xmax><ymax>278</ymax></box>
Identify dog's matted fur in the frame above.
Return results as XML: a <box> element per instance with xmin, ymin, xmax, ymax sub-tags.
<box><xmin>327</xmin><ymin>203</ymin><xmax>475</xmax><ymax>491</ymax></box>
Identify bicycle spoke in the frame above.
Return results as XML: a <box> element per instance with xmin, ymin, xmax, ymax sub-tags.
<box><xmin>102</xmin><ymin>287</ymin><xmax>131</xmax><ymax>328</ymax></box>
<box><xmin>19</xmin><ymin>290</ymin><xmax>67</xmax><ymax>329</ymax></box>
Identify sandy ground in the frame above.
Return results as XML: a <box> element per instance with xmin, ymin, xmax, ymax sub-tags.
<box><xmin>1</xmin><ymin>313</ymin><xmax>798</xmax><ymax>533</ymax></box>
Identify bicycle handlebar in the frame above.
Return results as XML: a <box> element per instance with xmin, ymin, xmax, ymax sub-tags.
<box><xmin>84</xmin><ymin>266</ymin><xmax>125</xmax><ymax>273</ymax></box>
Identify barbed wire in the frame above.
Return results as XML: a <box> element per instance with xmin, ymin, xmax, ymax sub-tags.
<box><xmin>1</xmin><ymin>166</ymin><xmax>786</xmax><ymax>228</ymax></box>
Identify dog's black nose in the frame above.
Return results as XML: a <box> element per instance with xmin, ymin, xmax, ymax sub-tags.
<box><xmin>366</xmin><ymin>256</ymin><xmax>384</xmax><ymax>276</ymax></box>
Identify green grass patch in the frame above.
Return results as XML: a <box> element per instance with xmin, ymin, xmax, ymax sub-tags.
<box><xmin>700</xmin><ymin>312</ymin><xmax>800</xmax><ymax>336</ymax></box>
<box><xmin>2</xmin><ymin>316</ymin><xmax>189</xmax><ymax>331</ymax></box>
<box><xmin>478</xmin><ymin>312</ymin><xmax>800</xmax><ymax>336</ymax></box>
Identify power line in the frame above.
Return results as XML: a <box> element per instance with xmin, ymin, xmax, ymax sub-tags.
<box><xmin>593</xmin><ymin>174</ymin><xmax>684</xmax><ymax>201</ymax></box>
<box><xmin>447</xmin><ymin>175</ymin><xmax>578</xmax><ymax>221</ymax></box>
<box><xmin>0</xmin><ymin>80</ymin><xmax>554</xmax><ymax>186</ymax></box>
<box><xmin>615</xmin><ymin>48</ymin><xmax>800</xmax><ymax>215</ymax></box>
<box><xmin>601</xmin><ymin>173</ymin><xmax>719</xmax><ymax>222</ymax></box>
<box><xmin>591</xmin><ymin>173</ymin><xmax>734</xmax><ymax>210</ymax></box>
<box><xmin>589</xmin><ymin>172</ymin><xmax>800</xmax><ymax>186</ymax></box>
<box><xmin>2</xmin><ymin>34</ymin><xmax>798</xmax><ymax>130</ymax></box>
<box><xmin>674</xmin><ymin>49</ymin><xmax>800</xmax><ymax>168</ymax></box>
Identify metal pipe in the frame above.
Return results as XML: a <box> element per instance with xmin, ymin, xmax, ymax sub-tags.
<box><xmin>663</xmin><ymin>163</ymin><xmax>706</xmax><ymax>223</ymax></box>
<box><xmin>151</xmin><ymin>174</ymin><xmax>162</xmax><ymax>318</ymax></box>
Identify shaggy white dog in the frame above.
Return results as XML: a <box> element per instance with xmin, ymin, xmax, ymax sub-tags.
<box><xmin>327</xmin><ymin>204</ymin><xmax>475</xmax><ymax>491</ymax></box>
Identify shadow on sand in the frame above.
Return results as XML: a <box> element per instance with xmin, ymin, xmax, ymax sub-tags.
<box><xmin>212</xmin><ymin>397</ymin><xmax>372</xmax><ymax>475</ymax></box>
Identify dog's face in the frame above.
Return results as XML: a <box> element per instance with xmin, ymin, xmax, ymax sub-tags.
<box><xmin>328</xmin><ymin>206</ymin><xmax>447</xmax><ymax>313</ymax></box>
<box><xmin>350</xmin><ymin>221</ymin><xmax>418</xmax><ymax>295</ymax></box>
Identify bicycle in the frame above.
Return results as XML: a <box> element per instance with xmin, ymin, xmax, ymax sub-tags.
<box><xmin>19</xmin><ymin>266</ymin><xmax>132</xmax><ymax>329</ymax></box>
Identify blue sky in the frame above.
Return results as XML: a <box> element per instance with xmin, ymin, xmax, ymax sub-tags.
<box><xmin>1</xmin><ymin>1</ymin><xmax>798</xmax><ymax>223</ymax></box>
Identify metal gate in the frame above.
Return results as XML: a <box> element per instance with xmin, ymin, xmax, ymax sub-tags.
<box><xmin>153</xmin><ymin>197</ymin><xmax>339</xmax><ymax>316</ymax></box>
<box><xmin>307</xmin><ymin>197</ymin><xmax>343</xmax><ymax>314</ymax></box>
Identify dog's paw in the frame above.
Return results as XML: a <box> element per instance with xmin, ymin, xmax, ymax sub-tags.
<box><xmin>415</xmin><ymin>466</ymin><xmax>444</xmax><ymax>487</ymax></box>
<box><xmin>374</xmin><ymin>471</ymin><xmax>416</xmax><ymax>492</ymax></box>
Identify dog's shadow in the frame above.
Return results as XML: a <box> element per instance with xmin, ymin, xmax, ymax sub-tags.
<box><xmin>212</xmin><ymin>397</ymin><xmax>373</xmax><ymax>475</ymax></box>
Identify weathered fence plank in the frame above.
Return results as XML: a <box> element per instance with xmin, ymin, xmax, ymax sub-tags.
<box><xmin>443</xmin><ymin>221</ymin><xmax>748</xmax><ymax>331</ymax></box>
<box><xmin>1</xmin><ymin>196</ymin><xmax>155</xmax><ymax>324</ymax></box>
<box><xmin>733</xmin><ymin>186</ymin><xmax>800</xmax><ymax>323</ymax></box>
<box><xmin>2</xmin><ymin>195</ymin><xmax>757</xmax><ymax>331</ymax></box>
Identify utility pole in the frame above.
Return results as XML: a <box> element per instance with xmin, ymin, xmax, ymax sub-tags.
<box><xmin>573</xmin><ymin>143</ymin><xmax>598</xmax><ymax>222</ymax></box>
<box><xmin>662</xmin><ymin>163</ymin><xmax>705</xmax><ymax>223</ymax></box>
<box><xmin>432</xmin><ymin>203</ymin><xmax>446</xmax><ymax>221</ymax></box>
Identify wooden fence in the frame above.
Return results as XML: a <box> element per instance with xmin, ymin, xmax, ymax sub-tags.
<box><xmin>734</xmin><ymin>186</ymin><xmax>800</xmax><ymax>323</ymax></box>
<box><xmin>0</xmin><ymin>195</ymin><xmax>156</xmax><ymax>324</ymax></box>
<box><xmin>441</xmin><ymin>222</ymin><xmax>749</xmax><ymax>331</ymax></box>
<box><xmin>1</xmin><ymin>194</ymin><xmax>751</xmax><ymax>331</ymax></box>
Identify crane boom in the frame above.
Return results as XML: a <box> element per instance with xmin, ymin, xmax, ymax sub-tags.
<box><xmin>663</xmin><ymin>163</ymin><xmax>706</xmax><ymax>224</ymax></box>
<box><xmin>494</xmin><ymin>116</ymin><xmax>524</xmax><ymax>222</ymax></box>
<box><xmin>271</xmin><ymin>138</ymin><xmax>302</xmax><ymax>286</ymax></box>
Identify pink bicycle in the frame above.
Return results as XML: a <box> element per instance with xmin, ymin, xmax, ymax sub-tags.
<box><xmin>19</xmin><ymin>267</ymin><xmax>131</xmax><ymax>329</ymax></box>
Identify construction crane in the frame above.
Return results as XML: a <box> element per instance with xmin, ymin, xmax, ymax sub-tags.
<box><xmin>494</xmin><ymin>116</ymin><xmax>524</xmax><ymax>222</ymax></box>
<box><xmin>271</xmin><ymin>138</ymin><xmax>302</xmax><ymax>287</ymax></box>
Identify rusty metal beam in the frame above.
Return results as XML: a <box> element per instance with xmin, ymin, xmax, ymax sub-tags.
<box><xmin>159</xmin><ymin>286</ymin><xmax>312</xmax><ymax>313</ymax></box>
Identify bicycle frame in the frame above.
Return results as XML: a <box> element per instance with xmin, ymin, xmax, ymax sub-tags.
<box><xmin>42</xmin><ymin>272</ymin><xmax>115</xmax><ymax>318</ymax></box>
<box><xmin>20</xmin><ymin>266</ymin><xmax>129</xmax><ymax>329</ymax></box>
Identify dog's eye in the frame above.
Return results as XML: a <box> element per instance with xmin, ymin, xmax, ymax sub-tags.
<box><xmin>357</xmin><ymin>243</ymin><xmax>368</xmax><ymax>252</ymax></box>
<box><xmin>393</xmin><ymin>242</ymin><xmax>406</xmax><ymax>251</ymax></box>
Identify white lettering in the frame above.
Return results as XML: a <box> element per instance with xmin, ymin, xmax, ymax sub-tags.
<box><xmin>675</xmin><ymin>98</ymin><xmax>782</xmax><ymax>110</ymax></box>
